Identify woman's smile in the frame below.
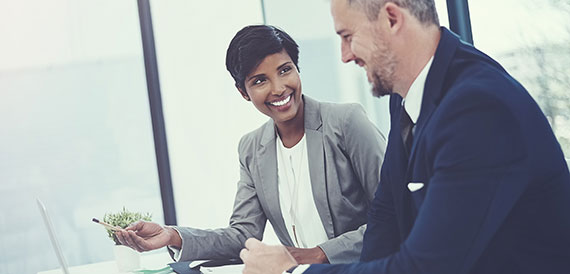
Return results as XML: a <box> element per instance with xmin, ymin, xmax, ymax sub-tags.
<box><xmin>242</xmin><ymin>50</ymin><xmax>303</xmax><ymax>126</ymax></box>
<box><xmin>267</xmin><ymin>93</ymin><xmax>294</xmax><ymax>111</ymax></box>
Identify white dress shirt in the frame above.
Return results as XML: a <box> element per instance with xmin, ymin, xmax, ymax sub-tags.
<box><xmin>402</xmin><ymin>56</ymin><xmax>434</xmax><ymax>124</ymax></box>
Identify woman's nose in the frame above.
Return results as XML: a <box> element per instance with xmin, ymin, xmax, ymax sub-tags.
<box><xmin>271</xmin><ymin>80</ymin><xmax>286</xmax><ymax>96</ymax></box>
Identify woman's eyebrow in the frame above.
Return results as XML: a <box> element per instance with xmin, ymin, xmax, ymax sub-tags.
<box><xmin>277</xmin><ymin>61</ymin><xmax>293</xmax><ymax>70</ymax></box>
<box><xmin>247</xmin><ymin>73</ymin><xmax>265</xmax><ymax>82</ymax></box>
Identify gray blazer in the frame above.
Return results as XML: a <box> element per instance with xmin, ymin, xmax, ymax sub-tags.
<box><xmin>172</xmin><ymin>95</ymin><xmax>386</xmax><ymax>264</ymax></box>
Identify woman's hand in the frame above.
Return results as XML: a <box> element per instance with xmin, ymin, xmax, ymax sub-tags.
<box><xmin>114</xmin><ymin>221</ymin><xmax>182</xmax><ymax>252</ymax></box>
<box><xmin>285</xmin><ymin>246</ymin><xmax>329</xmax><ymax>264</ymax></box>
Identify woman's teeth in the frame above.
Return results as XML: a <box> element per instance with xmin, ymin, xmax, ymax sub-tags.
<box><xmin>269</xmin><ymin>94</ymin><xmax>291</xmax><ymax>106</ymax></box>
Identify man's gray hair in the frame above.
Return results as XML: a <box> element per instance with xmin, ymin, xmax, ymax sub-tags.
<box><xmin>347</xmin><ymin>0</ymin><xmax>440</xmax><ymax>26</ymax></box>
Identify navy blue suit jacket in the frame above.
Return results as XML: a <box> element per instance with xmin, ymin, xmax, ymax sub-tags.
<box><xmin>305</xmin><ymin>28</ymin><xmax>570</xmax><ymax>273</ymax></box>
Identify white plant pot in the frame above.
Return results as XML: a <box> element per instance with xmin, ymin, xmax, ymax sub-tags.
<box><xmin>113</xmin><ymin>245</ymin><xmax>141</xmax><ymax>272</ymax></box>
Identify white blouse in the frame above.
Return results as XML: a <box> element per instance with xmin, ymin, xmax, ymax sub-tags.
<box><xmin>276</xmin><ymin>134</ymin><xmax>328</xmax><ymax>248</ymax></box>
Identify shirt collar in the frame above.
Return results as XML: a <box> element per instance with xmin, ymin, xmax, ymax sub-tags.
<box><xmin>402</xmin><ymin>56</ymin><xmax>434</xmax><ymax>124</ymax></box>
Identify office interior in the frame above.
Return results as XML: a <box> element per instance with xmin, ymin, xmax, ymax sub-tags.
<box><xmin>1</xmin><ymin>0</ymin><xmax>569</xmax><ymax>273</ymax></box>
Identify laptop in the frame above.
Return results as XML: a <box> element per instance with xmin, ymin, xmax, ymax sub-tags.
<box><xmin>37</xmin><ymin>198</ymin><xmax>71</xmax><ymax>274</ymax></box>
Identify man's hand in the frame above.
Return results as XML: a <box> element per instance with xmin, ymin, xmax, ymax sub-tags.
<box><xmin>285</xmin><ymin>246</ymin><xmax>329</xmax><ymax>264</ymax></box>
<box><xmin>240</xmin><ymin>238</ymin><xmax>298</xmax><ymax>274</ymax></box>
<box><xmin>114</xmin><ymin>221</ymin><xmax>182</xmax><ymax>252</ymax></box>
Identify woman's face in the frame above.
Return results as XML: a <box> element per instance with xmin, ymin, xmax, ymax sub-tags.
<box><xmin>239</xmin><ymin>50</ymin><xmax>303</xmax><ymax>126</ymax></box>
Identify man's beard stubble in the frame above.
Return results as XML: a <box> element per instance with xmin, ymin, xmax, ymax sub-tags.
<box><xmin>369</xmin><ymin>42</ymin><xmax>396</xmax><ymax>97</ymax></box>
<box><xmin>371</xmin><ymin>71</ymin><xmax>393</xmax><ymax>97</ymax></box>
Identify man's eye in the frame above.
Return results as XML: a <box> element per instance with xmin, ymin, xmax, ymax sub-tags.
<box><xmin>343</xmin><ymin>35</ymin><xmax>351</xmax><ymax>42</ymax></box>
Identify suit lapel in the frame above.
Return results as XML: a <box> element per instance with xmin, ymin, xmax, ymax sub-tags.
<box><xmin>256</xmin><ymin>120</ymin><xmax>293</xmax><ymax>245</ymax></box>
<box><xmin>303</xmin><ymin>96</ymin><xmax>335</xmax><ymax>239</ymax></box>
<box><xmin>407</xmin><ymin>28</ymin><xmax>462</xmax><ymax>210</ymax></box>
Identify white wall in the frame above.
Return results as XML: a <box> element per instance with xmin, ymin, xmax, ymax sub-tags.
<box><xmin>0</xmin><ymin>1</ymin><xmax>163</xmax><ymax>273</ymax></box>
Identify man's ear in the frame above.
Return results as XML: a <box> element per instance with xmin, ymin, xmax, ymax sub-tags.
<box><xmin>383</xmin><ymin>2</ymin><xmax>404</xmax><ymax>31</ymax></box>
<box><xmin>237</xmin><ymin>85</ymin><xmax>250</xmax><ymax>101</ymax></box>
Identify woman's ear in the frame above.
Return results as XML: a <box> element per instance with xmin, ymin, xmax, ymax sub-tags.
<box><xmin>237</xmin><ymin>85</ymin><xmax>250</xmax><ymax>101</ymax></box>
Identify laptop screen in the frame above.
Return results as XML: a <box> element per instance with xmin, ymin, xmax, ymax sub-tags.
<box><xmin>37</xmin><ymin>198</ymin><xmax>70</xmax><ymax>274</ymax></box>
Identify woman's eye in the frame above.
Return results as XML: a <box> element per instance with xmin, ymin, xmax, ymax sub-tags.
<box><xmin>280</xmin><ymin>66</ymin><xmax>292</xmax><ymax>75</ymax></box>
<box><xmin>253</xmin><ymin>78</ymin><xmax>265</xmax><ymax>85</ymax></box>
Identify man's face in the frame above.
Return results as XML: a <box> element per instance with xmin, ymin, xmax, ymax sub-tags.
<box><xmin>331</xmin><ymin>0</ymin><xmax>397</xmax><ymax>97</ymax></box>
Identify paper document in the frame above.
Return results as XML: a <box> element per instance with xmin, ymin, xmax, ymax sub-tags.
<box><xmin>201</xmin><ymin>264</ymin><xmax>243</xmax><ymax>273</ymax></box>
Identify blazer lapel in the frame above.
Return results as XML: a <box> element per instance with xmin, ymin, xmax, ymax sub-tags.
<box><xmin>256</xmin><ymin>120</ymin><xmax>293</xmax><ymax>245</ymax></box>
<box><xmin>407</xmin><ymin>28</ymin><xmax>461</xmax><ymax>210</ymax></box>
<box><xmin>304</xmin><ymin>96</ymin><xmax>335</xmax><ymax>239</ymax></box>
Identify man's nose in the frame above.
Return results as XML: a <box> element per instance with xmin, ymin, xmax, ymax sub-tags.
<box><xmin>341</xmin><ymin>42</ymin><xmax>356</xmax><ymax>63</ymax></box>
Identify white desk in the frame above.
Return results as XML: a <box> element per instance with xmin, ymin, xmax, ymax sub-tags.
<box><xmin>37</xmin><ymin>252</ymin><xmax>244</xmax><ymax>274</ymax></box>
<box><xmin>37</xmin><ymin>252</ymin><xmax>174</xmax><ymax>274</ymax></box>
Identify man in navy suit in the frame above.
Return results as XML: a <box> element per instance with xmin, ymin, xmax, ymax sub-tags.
<box><xmin>239</xmin><ymin>0</ymin><xmax>570</xmax><ymax>273</ymax></box>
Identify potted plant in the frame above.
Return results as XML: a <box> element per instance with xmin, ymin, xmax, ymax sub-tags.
<box><xmin>103</xmin><ymin>207</ymin><xmax>152</xmax><ymax>272</ymax></box>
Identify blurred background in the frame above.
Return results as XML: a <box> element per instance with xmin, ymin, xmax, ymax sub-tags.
<box><xmin>0</xmin><ymin>0</ymin><xmax>568</xmax><ymax>273</ymax></box>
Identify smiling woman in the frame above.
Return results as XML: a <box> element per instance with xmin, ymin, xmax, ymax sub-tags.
<box><xmin>227</xmin><ymin>26</ymin><xmax>305</xmax><ymax>147</ymax></box>
<box><xmin>114</xmin><ymin>25</ymin><xmax>388</xmax><ymax>265</ymax></box>
<box><xmin>239</xmin><ymin>50</ymin><xmax>304</xmax><ymax>144</ymax></box>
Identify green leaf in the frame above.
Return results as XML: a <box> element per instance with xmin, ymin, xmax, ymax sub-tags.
<box><xmin>102</xmin><ymin>207</ymin><xmax>152</xmax><ymax>245</ymax></box>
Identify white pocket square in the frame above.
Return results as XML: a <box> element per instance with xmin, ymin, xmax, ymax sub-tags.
<box><xmin>407</xmin><ymin>182</ymin><xmax>424</xmax><ymax>192</ymax></box>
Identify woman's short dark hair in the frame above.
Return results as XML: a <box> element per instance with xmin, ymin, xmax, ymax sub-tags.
<box><xmin>225</xmin><ymin>25</ymin><xmax>299</xmax><ymax>90</ymax></box>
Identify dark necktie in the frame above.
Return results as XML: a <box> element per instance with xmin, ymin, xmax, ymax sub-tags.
<box><xmin>400</xmin><ymin>105</ymin><xmax>414</xmax><ymax>156</ymax></box>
